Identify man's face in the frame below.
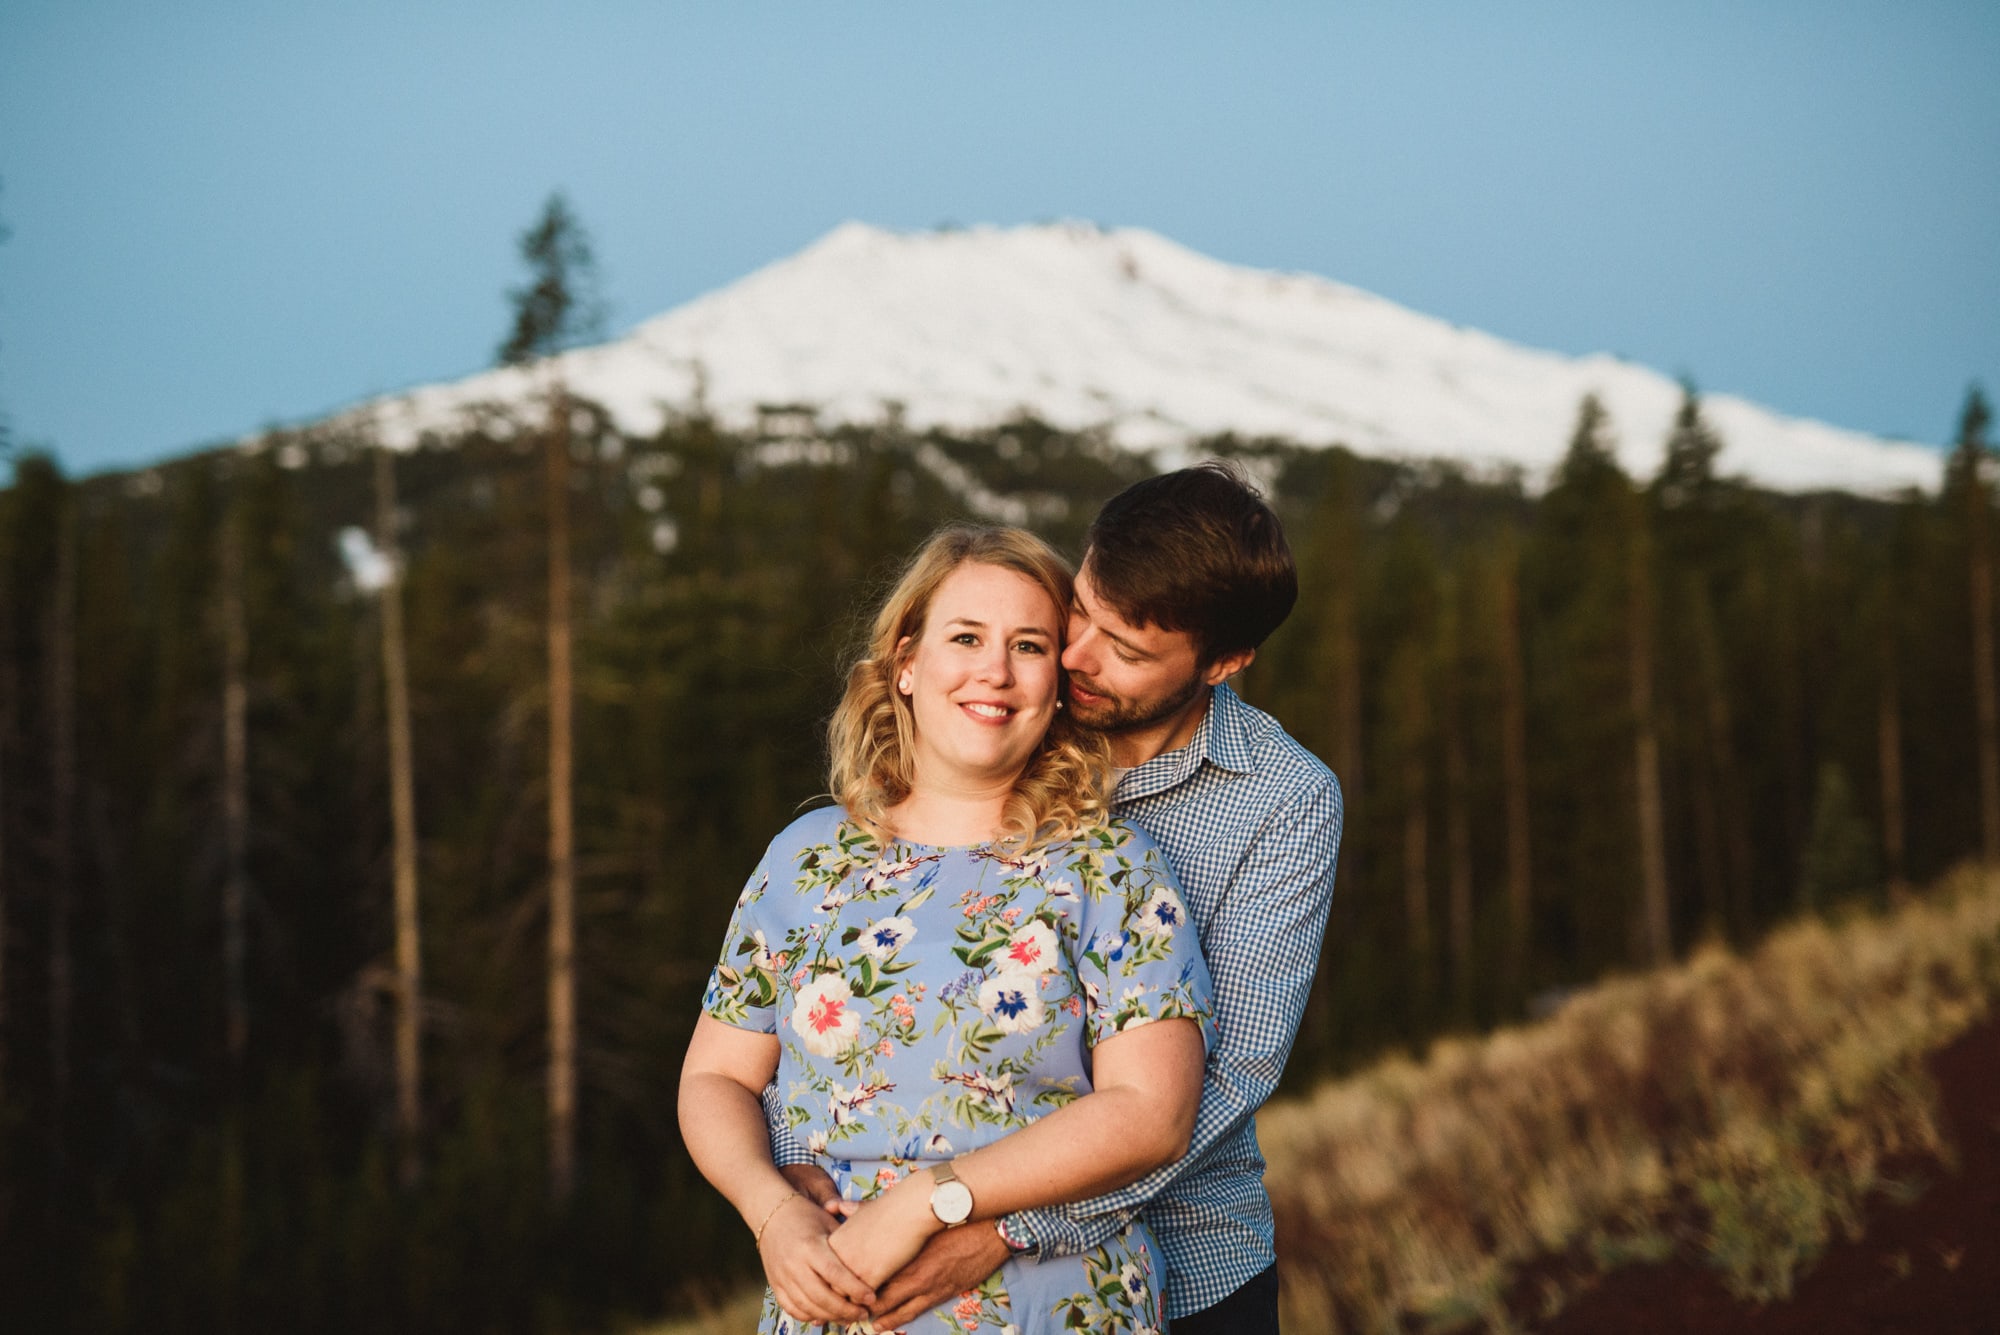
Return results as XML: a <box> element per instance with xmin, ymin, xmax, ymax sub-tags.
<box><xmin>1060</xmin><ymin>564</ymin><xmax>1211</xmax><ymax>736</ymax></box>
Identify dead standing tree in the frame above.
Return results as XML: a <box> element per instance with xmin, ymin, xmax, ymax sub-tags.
<box><xmin>499</xmin><ymin>192</ymin><xmax>604</xmax><ymax>1205</ymax></box>
<box><xmin>373</xmin><ymin>443</ymin><xmax>425</xmax><ymax>1187</ymax></box>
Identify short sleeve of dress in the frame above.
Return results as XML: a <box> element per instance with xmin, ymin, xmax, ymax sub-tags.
<box><xmin>1064</xmin><ymin>820</ymin><xmax>1216</xmax><ymax>1052</ymax></box>
<box><xmin>700</xmin><ymin>844</ymin><xmax>784</xmax><ymax>1035</ymax></box>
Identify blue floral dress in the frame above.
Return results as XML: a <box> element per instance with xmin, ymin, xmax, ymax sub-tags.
<box><xmin>703</xmin><ymin>805</ymin><xmax>1214</xmax><ymax>1335</ymax></box>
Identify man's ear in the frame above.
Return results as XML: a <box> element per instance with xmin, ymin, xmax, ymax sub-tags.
<box><xmin>1203</xmin><ymin>647</ymin><xmax>1256</xmax><ymax>686</ymax></box>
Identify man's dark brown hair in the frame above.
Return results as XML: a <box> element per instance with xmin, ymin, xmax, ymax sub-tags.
<box><xmin>1083</xmin><ymin>460</ymin><xmax>1298</xmax><ymax>663</ymax></box>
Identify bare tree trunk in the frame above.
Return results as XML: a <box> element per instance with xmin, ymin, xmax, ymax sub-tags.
<box><xmin>1333</xmin><ymin>585</ymin><xmax>1363</xmax><ymax>828</ymax></box>
<box><xmin>1628</xmin><ymin>514</ymin><xmax>1672</xmax><ymax>966</ymax></box>
<box><xmin>376</xmin><ymin>447</ymin><xmax>424</xmax><ymax>1188</ymax></box>
<box><xmin>1440</xmin><ymin>574</ymin><xmax>1474</xmax><ymax>1020</ymax></box>
<box><xmin>1683</xmin><ymin>590</ymin><xmax>1727</xmax><ymax>934</ymax></box>
<box><xmin>1688</xmin><ymin>592</ymin><xmax>1753</xmax><ymax>939</ymax></box>
<box><xmin>221</xmin><ymin>517</ymin><xmax>250</xmax><ymax>1072</ymax></box>
<box><xmin>48</xmin><ymin>502</ymin><xmax>78</xmax><ymax>1175</ymax></box>
<box><xmin>1404</xmin><ymin>745</ymin><xmax>1430</xmax><ymax>1005</ymax></box>
<box><xmin>1394</xmin><ymin>645</ymin><xmax>1432</xmax><ymax>1005</ymax></box>
<box><xmin>1969</xmin><ymin>474</ymin><xmax>2000</xmax><ymax>867</ymax></box>
<box><xmin>1493</xmin><ymin>538</ymin><xmax>1533</xmax><ymax>1004</ymax></box>
<box><xmin>0</xmin><ymin>658</ymin><xmax>11</xmax><ymax>1109</ymax></box>
<box><xmin>546</xmin><ymin>385</ymin><xmax>578</xmax><ymax>1204</ymax></box>
<box><xmin>1878</xmin><ymin>630</ymin><xmax>1908</xmax><ymax>897</ymax></box>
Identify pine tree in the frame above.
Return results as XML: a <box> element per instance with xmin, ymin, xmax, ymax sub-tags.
<box><xmin>500</xmin><ymin>191</ymin><xmax>605</xmax><ymax>1204</ymax></box>
<box><xmin>1946</xmin><ymin>386</ymin><xmax>1999</xmax><ymax>865</ymax></box>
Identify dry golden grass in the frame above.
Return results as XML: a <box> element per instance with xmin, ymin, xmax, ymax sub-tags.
<box><xmin>1262</xmin><ymin>866</ymin><xmax>2000</xmax><ymax>1334</ymax></box>
<box><xmin>622</xmin><ymin>1288</ymin><xmax>763</xmax><ymax>1335</ymax></box>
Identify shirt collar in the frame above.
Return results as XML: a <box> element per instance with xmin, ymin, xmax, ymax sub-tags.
<box><xmin>1115</xmin><ymin>682</ymin><xmax>1255</xmax><ymax>802</ymax></box>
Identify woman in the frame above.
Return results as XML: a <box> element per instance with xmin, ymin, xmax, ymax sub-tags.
<box><xmin>679</xmin><ymin>525</ymin><xmax>1213</xmax><ymax>1334</ymax></box>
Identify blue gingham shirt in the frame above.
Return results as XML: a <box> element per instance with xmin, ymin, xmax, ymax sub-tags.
<box><xmin>765</xmin><ymin>683</ymin><xmax>1342</xmax><ymax>1321</ymax></box>
<box><xmin>1005</xmin><ymin>683</ymin><xmax>1340</xmax><ymax>1318</ymax></box>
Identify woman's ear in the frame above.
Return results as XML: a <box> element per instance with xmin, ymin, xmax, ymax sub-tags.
<box><xmin>893</xmin><ymin>637</ymin><xmax>913</xmax><ymax>695</ymax></box>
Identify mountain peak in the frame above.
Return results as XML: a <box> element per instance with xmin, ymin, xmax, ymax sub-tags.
<box><xmin>351</xmin><ymin>222</ymin><xmax>1941</xmax><ymax>494</ymax></box>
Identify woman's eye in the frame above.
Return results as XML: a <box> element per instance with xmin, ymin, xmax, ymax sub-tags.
<box><xmin>1015</xmin><ymin>640</ymin><xmax>1047</xmax><ymax>655</ymax></box>
<box><xmin>952</xmin><ymin>632</ymin><xmax>979</xmax><ymax>646</ymax></box>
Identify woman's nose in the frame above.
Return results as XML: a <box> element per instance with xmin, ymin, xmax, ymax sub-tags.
<box><xmin>977</xmin><ymin>641</ymin><xmax>1015</xmax><ymax>683</ymax></box>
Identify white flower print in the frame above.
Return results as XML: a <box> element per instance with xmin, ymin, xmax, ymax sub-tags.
<box><xmin>978</xmin><ymin>971</ymin><xmax>1046</xmax><ymax>1034</ymax></box>
<box><xmin>942</xmin><ymin>1068</ymin><xmax>1017</xmax><ymax>1115</ymax></box>
<box><xmin>998</xmin><ymin>919</ymin><xmax>1059</xmax><ymax>975</ymax></box>
<box><xmin>1134</xmin><ymin>883</ymin><xmax>1189</xmax><ymax>935</ymax></box>
<box><xmin>791</xmin><ymin>973</ymin><xmax>861</xmax><ymax>1056</ymax></box>
<box><xmin>828</xmin><ymin>1074</ymin><xmax>893</xmax><ymax>1126</ymax></box>
<box><xmin>1119</xmin><ymin>1261</ymin><xmax>1148</xmax><ymax>1306</ymax></box>
<box><xmin>857</xmin><ymin>914</ymin><xmax>916</xmax><ymax>959</ymax></box>
<box><xmin>749</xmin><ymin>930</ymin><xmax>785</xmax><ymax>975</ymax></box>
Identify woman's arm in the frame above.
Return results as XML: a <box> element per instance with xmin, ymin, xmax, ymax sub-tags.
<box><xmin>676</xmin><ymin>1015</ymin><xmax>878</xmax><ymax>1322</ymax></box>
<box><xmin>824</xmin><ymin>1014</ymin><xmax>1204</xmax><ymax>1287</ymax></box>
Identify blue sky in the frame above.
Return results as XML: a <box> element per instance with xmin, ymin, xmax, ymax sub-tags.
<box><xmin>3</xmin><ymin>1</ymin><xmax>1996</xmax><ymax>476</ymax></box>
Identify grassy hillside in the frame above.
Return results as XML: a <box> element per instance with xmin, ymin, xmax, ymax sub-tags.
<box><xmin>1264</xmin><ymin>865</ymin><xmax>2000</xmax><ymax>1333</ymax></box>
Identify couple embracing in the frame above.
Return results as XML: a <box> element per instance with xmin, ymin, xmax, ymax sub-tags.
<box><xmin>680</xmin><ymin>463</ymin><xmax>1343</xmax><ymax>1334</ymax></box>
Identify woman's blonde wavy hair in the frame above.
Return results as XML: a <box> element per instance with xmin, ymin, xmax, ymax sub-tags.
<box><xmin>827</xmin><ymin>525</ymin><xmax>1112</xmax><ymax>850</ymax></box>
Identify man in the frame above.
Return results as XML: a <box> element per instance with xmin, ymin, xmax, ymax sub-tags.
<box><xmin>773</xmin><ymin>461</ymin><xmax>1343</xmax><ymax>1333</ymax></box>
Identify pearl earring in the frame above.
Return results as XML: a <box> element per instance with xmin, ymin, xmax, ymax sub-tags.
<box><xmin>898</xmin><ymin>674</ymin><xmax>912</xmax><ymax>694</ymax></box>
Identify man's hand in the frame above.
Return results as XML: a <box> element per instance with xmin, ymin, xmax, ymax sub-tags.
<box><xmin>867</xmin><ymin>1222</ymin><xmax>1013</xmax><ymax>1331</ymax></box>
<box><xmin>755</xmin><ymin>1193</ymin><xmax>874</xmax><ymax>1325</ymax></box>
<box><xmin>780</xmin><ymin>1162</ymin><xmax>847</xmax><ymax>1217</ymax></box>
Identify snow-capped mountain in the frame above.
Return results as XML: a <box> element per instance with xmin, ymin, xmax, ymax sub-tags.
<box><xmin>350</xmin><ymin>221</ymin><xmax>1942</xmax><ymax>494</ymax></box>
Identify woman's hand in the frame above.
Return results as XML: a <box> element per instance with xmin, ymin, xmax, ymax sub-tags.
<box><xmin>756</xmin><ymin>1193</ymin><xmax>877</xmax><ymax>1324</ymax></box>
<box><xmin>824</xmin><ymin>1173</ymin><xmax>942</xmax><ymax>1290</ymax></box>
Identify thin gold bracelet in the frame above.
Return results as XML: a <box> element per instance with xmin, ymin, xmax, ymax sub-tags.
<box><xmin>752</xmin><ymin>1190</ymin><xmax>802</xmax><ymax>1245</ymax></box>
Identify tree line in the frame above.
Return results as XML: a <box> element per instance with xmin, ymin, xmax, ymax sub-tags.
<box><xmin>0</xmin><ymin>221</ymin><xmax>1991</xmax><ymax>1332</ymax></box>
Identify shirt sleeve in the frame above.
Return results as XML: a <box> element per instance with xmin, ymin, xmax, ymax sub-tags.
<box><xmin>1003</xmin><ymin>772</ymin><xmax>1343</xmax><ymax>1258</ymax></box>
<box><xmin>701</xmin><ymin>851</ymin><xmax>781</xmax><ymax>1032</ymax></box>
<box><xmin>703</xmin><ymin>839</ymin><xmax>820</xmax><ymax>1166</ymax></box>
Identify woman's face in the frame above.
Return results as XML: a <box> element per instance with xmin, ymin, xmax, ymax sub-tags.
<box><xmin>898</xmin><ymin>561</ymin><xmax>1064</xmax><ymax>794</ymax></box>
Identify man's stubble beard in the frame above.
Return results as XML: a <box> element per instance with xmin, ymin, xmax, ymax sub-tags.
<box><xmin>1065</xmin><ymin>669</ymin><xmax>1208</xmax><ymax>739</ymax></box>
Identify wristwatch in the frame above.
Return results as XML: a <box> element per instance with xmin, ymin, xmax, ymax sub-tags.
<box><xmin>927</xmin><ymin>1160</ymin><xmax>974</xmax><ymax>1227</ymax></box>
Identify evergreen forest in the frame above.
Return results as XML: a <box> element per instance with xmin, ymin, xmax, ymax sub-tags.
<box><xmin>0</xmin><ymin>377</ymin><xmax>1994</xmax><ymax>1333</ymax></box>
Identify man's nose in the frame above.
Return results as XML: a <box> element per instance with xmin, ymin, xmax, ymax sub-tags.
<box><xmin>1061</xmin><ymin>626</ymin><xmax>1092</xmax><ymax>674</ymax></box>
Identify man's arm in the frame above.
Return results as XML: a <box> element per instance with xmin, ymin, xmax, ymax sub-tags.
<box><xmin>762</xmin><ymin>1079</ymin><xmax>815</xmax><ymax>1168</ymax></box>
<box><xmin>1002</xmin><ymin>773</ymin><xmax>1343</xmax><ymax>1259</ymax></box>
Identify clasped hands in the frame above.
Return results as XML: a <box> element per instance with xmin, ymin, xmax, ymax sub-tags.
<box><xmin>757</xmin><ymin>1163</ymin><xmax>1011</xmax><ymax>1330</ymax></box>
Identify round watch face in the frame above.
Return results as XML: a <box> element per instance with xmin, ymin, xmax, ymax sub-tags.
<box><xmin>930</xmin><ymin>1178</ymin><xmax>974</xmax><ymax>1225</ymax></box>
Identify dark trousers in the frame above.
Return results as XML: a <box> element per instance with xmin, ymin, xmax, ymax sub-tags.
<box><xmin>1168</xmin><ymin>1265</ymin><xmax>1280</xmax><ymax>1335</ymax></box>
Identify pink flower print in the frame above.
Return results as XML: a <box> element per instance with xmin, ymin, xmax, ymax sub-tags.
<box><xmin>790</xmin><ymin>967</ymin><xmax>809</xmax><ymax>990</ymax></box>
<box><xmin>1002</xmin><ymin>920</ymin><xmax>1059</xmax><ymax>975</ymax></box>
<box><xmin>876</xmin><ymin>1166</ymin><xmax>899</xmax><ymax>1189</ymax></box>
<box><xmin>791</xmin><ymin>975</ymin><xmax>860</xmax><ymax>1056</ymax></box>
<box><xmin>1063</xmin><ymin>995</ymin><xmax>1083</xmax><ymax>1016</ymax></box>
<box><xmin>954</xmin><ymin>1293</ymin><xmax>983</xmax><ymax>1325</ymax></box>
<box><xmin>877</xmin><ymin>1038</ymin><xmax>894</xmax><ymax>1057</ymax></box>
<box><xmin>1000</xmin><ymin>907</ymin><xmax>1022</xmax><ymax>924</ymax></box>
